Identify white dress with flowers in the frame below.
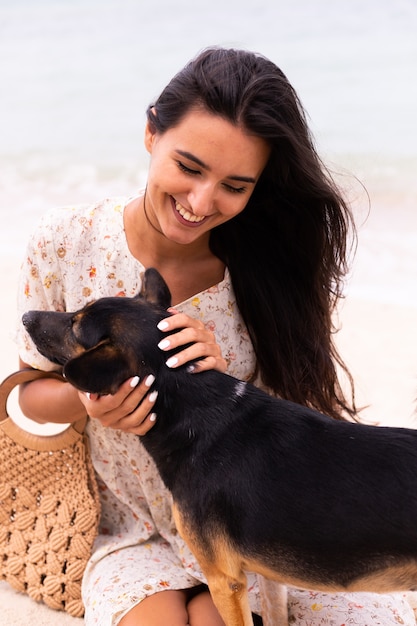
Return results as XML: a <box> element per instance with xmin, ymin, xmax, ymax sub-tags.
<box><xmin>15</xmin><ymin>198</ymin><xmax>416</xmax><ymax>625</ymax></box>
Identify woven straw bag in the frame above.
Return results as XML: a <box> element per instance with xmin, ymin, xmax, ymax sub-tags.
<box><xmin>0</xmin><ymin>369</ymin><xmax>101</xmax><ymax>617</ymax></box>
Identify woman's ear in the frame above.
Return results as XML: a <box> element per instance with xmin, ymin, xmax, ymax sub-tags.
<box><xmin>144</xmin><ymin>109</ymin><xmax>157</xmax><ymax>153</ymax></box>
<box><xmin>144</xmin><ymin>121</ymin><xmax>154</xmax><ymax>153</ymax></box>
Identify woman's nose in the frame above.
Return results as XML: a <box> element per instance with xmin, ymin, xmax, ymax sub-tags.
<box><xmin>188</xmin><ymin>182</ymin><xmax>216</xmax><ymax>216</ymax></box>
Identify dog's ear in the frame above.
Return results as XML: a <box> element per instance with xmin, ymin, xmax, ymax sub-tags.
<box><xmin>63</xmin><ymin>342</ymin><xmax>132</xmax><ymax>395</ymax></box>
<box><xmin>139</xmin><ymin>268</ymin><xmax>172</xmax><ymax>309</ymax></box>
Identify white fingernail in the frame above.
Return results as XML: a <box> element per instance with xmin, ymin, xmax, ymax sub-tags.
<box><xmin>86</xmin><ymin>392</ymin><xmax>91</xmax><ymax>401</ymax></box>
<box><xmin>157</xmin><ymin>320</ymin><xmax>169</xmax><ymax>330</ymax></box>
<box><xmin>158</xmin><ymin>338</ymin><xmax>170</xmax><ymax>350</ymax></box>
<box><xmin>130</xmin><ymin>375</ymin><xmax>140</xmax><ymax>388</ymax></box>
<box><xmin>145</xmin><ymin>374</ymin><xmax>155</xmax><ymax>387</ymax></box>
<box><xmin>166</xmin><ymin>356</ymin><xmax>178</xmax><ymax>368</ymax></box>
<box><xmin>149</xmin><ymin>413</ymin><xmax>157</xmax><ymax>422</ymax></box>
<box><xmin>149</xmin><ymin>390</ymin><xmax>158</xmax><ymax>403</ymax></box>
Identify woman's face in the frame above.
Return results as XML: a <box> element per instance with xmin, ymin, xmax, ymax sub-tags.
<box><xmin>143</xmin><ymin>108</ymin><xmax>270</xmax><ymax>246</ymax></box>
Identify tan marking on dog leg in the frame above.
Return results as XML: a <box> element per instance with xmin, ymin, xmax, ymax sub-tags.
<box><xmin>205</xmin><ymin>565</ymin><xmax>253</xmax><ymax>626</ymax></box>
<box><xmin>258</xmin><ymin>575</ymin><xmax>288</xmax><ymax>626</ymax></box>
<box><xmin>173</xmin><ymin>504</ymin><xmax>254</xmax><ymax>626</ymax></box>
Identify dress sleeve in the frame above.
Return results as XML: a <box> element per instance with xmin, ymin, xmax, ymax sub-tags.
<box><xmin>15</xmin><ymin>208</ymin><xmax>66</xmax><ymax>370</ymax></box>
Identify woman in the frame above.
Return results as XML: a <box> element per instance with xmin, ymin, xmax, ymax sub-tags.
<box><xmin>16</xmin><ymin>47</ymin><xmax>415</xmax><ymax>625</ymax></box>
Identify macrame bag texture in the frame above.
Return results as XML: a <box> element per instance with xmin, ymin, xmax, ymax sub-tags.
<box><xmin>0</xmin><ymin>369</ymin><xmax>101</xmax><ymax>617</ymax></box>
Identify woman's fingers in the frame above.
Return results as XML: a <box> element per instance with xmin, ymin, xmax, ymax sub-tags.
<box><xmin>78</xmin><ymin>374</ymin><xmax>158</xmax><ymax>433</ymax></box>
<box><xmin>117</xmin><ymin>389</ymin><xmax>159</xmax><ymax>435</ymax></box>
<box><xmin>157</xmin><ymin>312</ymin><xmax>206</xmax><ymax>336</ymax></box>
<box><xmin>157</xmin><ymin>312</ymin><xmax>227</xmax><ymax>373</ymax></box>
<box><xmin>162</xmin><ymin>341</ymin><xmax>226</xmax><ymax>373</ymax></box>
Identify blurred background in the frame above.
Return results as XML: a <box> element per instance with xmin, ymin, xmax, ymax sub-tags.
<box><xmin>1</xmin><ymin>0</ymin><xmax>416</xmax><ymax>295</ymax></box>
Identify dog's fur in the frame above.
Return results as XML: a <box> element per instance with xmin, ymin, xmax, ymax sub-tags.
<box><xmin>22</xmin><ymin>268</ymin><xmax>417</xmax><ymax>626</ymax></box>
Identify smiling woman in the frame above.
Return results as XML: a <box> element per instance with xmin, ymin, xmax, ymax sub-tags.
<box><xmin>138</xmin><ymin>108</ymin><xmax>270</xmax><ymax>244</ymax></box>
<box><xmin>14</xmin><ymin>46</ymin><xmax>416</xmax><ymax>626</ymax></box>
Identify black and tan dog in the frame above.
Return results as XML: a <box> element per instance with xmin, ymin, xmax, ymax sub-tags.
<box><xmin>22</xmin><ymin>268</ymin><xmax>417</xmax><ymax>625</ymax></box>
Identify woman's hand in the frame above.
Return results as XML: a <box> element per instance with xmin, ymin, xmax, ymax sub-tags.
<box><xmin>77</xmin><ymin>309</ymin><xmax>225</xmax><ymax>435</ymax></box>
<box><xmin>78</xmin><ymin>374</ymin><xmax>158</xmax><ymax>435</ymax></box>
<box><xmin>156</xmin><ymin>308</ymin><xmax>227</xmax><ymax>374</ymax></box>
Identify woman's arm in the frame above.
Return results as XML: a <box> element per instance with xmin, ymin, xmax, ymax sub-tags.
<box><xmin>18</xmin><ymin>357</ymin><xmax>158</xmax><ymax>435</ymax></box>
<box><xmin>18</xmin><ymin>357</ymin><xmax>86</xmax><ymax>424</ymax></box>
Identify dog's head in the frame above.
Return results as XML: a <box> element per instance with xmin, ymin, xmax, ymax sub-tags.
<box><xmin>22</xmin><ymin>268</ymin><xmax>173</xmax><ymax>394</ymax></box>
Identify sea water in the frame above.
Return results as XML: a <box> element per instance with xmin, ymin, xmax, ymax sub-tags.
<box><xmin>0</xmin><ymin>0</ymin><xmax>416</xmax><ymax>305</ymax></box>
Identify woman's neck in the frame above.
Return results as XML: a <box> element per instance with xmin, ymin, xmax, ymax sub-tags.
<box><xmin>124</xmin><ymin>195</ymin><xmax>225</xmax><ymax>304</ymax></box>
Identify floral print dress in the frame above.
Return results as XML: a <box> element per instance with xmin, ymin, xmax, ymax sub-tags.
<box><xmin>15</xmin><ymin>198</ymin><xmax>416</xmax><ymax>625</ymax></box>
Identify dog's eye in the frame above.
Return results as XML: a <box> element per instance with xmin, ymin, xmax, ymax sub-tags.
<box><xmin>71</xmin><ymin>313</ymin><xmax>82</xmax><ymax>325</ymax></box>
<box><xmin>72</xmin><ymin>319</ymin><xmax>110</xmax><ymax>349</ymax></box>
<box><xmin>71</xmin><ymin>316</ymin><xmax>79</xmax><ymax>330</ymax></box>
<box><xmin>70</xmin><ymin>316</ymin><xmax>83</xmax><ymax>340</ymax></box>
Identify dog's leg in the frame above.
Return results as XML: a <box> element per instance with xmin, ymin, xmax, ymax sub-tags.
<box><xmin>258</xmin><ymin>575</ymin><xmax>288</xmax><ymax>626</ymax></box>
<box><xmin>173</xmin><ymin>504</ymin><xmax>254</xmax><ymax>626</ymax></box>
<box><xmin>204</xmin><ymin>564</ymin><xmax>254</xmax><ymax>626</ymax></box>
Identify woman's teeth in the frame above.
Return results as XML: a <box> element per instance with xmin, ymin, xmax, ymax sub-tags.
<box><xmin>175</xmin><ymin>201</ymin><xmax>205</xmax><ymax>223</ymax></box>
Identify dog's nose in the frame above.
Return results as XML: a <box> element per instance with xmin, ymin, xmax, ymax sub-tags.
<box><xmin>22</xmin><ymin>311</ymin><xmax>39</xmax><ymax>331</ymax></box>
<box><xmin>22</xmin><ymin>312</ymin><xmax>31</xmax><ymax>327</ymax></box>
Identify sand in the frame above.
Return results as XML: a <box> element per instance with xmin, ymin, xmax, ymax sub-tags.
<box><xmin>1</xmin><ymin>257</ymin><xmax>417</xmax><ymax>623</ymax></box>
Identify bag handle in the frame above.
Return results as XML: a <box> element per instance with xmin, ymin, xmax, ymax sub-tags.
<box><xmin>0</xmin><ymin>368</ymin><xmax>87</xmax><ymax>434</ymax></box>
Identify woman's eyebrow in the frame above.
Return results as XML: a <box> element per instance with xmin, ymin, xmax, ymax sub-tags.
<box><xmin>176</xmin><ymin>150</ymin><xmax>207</xmax><ymax>170</ymax></box>
<box><xmin>175</xmin><ymin>149</ymin><xmax>256</xmax><ymax>184</ymax></box>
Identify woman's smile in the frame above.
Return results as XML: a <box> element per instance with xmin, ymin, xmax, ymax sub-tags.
<box><xmin>172</xmin><ymin>197</ymin><xmax>207</xmax><ymax>226</ymax></box>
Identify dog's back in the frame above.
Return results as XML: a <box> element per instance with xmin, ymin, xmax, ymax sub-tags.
<box><xmin>137</xmin><ymin>367</ymin><xmax>417</xmax><ymax>591</ymax></box>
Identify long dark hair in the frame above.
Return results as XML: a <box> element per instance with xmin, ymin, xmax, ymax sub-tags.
<box><xmin>147</xmin><ymin>47</ymin><xmax>357</xmax><ymax>421</ymax></box>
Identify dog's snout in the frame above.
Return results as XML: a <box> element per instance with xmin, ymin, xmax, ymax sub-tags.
<box><xmin>22</xmin><ymin>311</ymin><xmax>48</xmax><ymax>333</ymax></box>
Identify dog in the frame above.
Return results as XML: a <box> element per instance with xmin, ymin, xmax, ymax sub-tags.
<box><xmin>22</xmin><ymin>268</ymin><xmax>417</xmax><ymax>626</ymax></box>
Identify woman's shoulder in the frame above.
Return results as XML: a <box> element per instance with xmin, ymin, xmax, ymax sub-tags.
<box><xmin>37</xmin><ymin>197</ymin><xmax>128</xmax><ymax>232</ymax></box>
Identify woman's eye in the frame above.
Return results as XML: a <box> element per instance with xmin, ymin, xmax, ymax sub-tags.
<box><xmin>177</xmin><ymin>161</ymin><xmax>200</xmax><ymax>175</ymax></box>
<box><xmin>223</xmin><ymin>183</ymin><xmax>246</xmax><ymax>194</ymax></box>
<box><xmin>177</xmin><ymin>160</ymin><xmax>246</xmax><ymax>194</ymax></box>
